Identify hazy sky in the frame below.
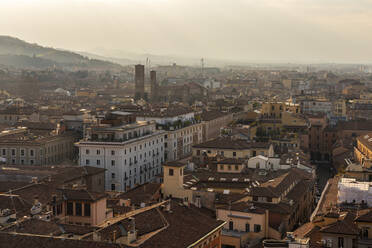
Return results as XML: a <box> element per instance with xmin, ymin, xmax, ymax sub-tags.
<box><xmin>1</xmin><ymin>0</ymin><xmax>372</xmax><ymax>63</ymax></box>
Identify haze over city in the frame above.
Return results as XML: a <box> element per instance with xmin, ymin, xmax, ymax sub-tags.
<box><xmin>1</xmin><ymin>0</ymin><xmax>372</xmax><ymax>63</ymax></box>
<box><xmin>1</xmin><ymin>1</ymin><xmax>372</xmax><ymax>248</ymax></box>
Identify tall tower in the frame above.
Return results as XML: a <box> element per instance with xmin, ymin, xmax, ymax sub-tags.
<box><xmin>150</xmin><ymin>70</ymin><xmax>157</xmax><ymax>102</ymax></box>
<box><xmin>134</xmin><ymin>64</ymin><xmax>145</xmax><ymax>100</ymax></box>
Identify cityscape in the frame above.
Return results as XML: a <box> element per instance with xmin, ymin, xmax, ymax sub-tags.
<box><xmin>1</xmin><ymin>1</ymin><xmax>372</xmax><ymax>248</ymax></box>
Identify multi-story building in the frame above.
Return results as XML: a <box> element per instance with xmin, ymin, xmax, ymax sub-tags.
<box><xmin>200</xmin><ymin>111</ymin><xmax>233</xmax><ymax>142</ymax></box>
<box><xmin>192</xmin><ymin>137</ymin><xmax>274</xmax><ymax>162</ymax></box>
<box><xmin>0</xmin><ymin>107</ymin><xmax>39</xmax><ymax>124</ymax></box>
<box><xmin>0</xmin><ymin>127</ymin><xmax>76</xmax><ymax>165</ymax></box>
<box><xmin>354</xmin><ymin>132</ymin><xmax>372</xmax><ymax>168</ymax></box>
<box><xmin>136</xmin><ymin>108</ymin><xmax>203</xmax><ymax>161</ymax></box>
<box><xmin>261</xmin><ymin>102</ymin><xmax>300</xmax><ymax>119</ymax></box>
<box><xmin>56</xmin><ymin>188</ymin><xmax>112</xmax><ymax>226</ymax></box>
<box><xmin>216</xmin><ymin>203</ymin><xmax>272</xmax><ymax>247</ymax></box>
<box><xmin>300</xmin><ymin>99</ymin><xmax>332</xmax><ymax>115</ymax></box>
<box><xmin>164</xmin><ymin>122</ymin><xmax>203</xmax><ymax>161</ymax></box>
<box><xmin>76</xmin><ymin>121</ymin><xmax>165</xmax><ymax>192</ymax></box>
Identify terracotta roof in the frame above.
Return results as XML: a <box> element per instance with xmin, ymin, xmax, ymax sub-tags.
<box><xmin>217</xmin><ymin>158</ymin><xmax>246</xmax><ymax>165</ymax></box>
<box><xmin>59</xmin><ymin>188</ymin><xmax>106</xmax><ymax>202</ymax></box>
<box><xmin>293</xmin><ymin>222</ymin><xmax>319</xmax><ymax>238</ymax></box>
<box><xmin>0</xmin><ymin>232</ymin><xmax>124</xmax><ymax>248</ymax></box>
<box><xmin>164</xmin><ymin>161</ymin><xmax>186</xmax><ymax>168</ymax></box>
<box><xmin>250</xmin><ymin>169</ymin><xmax>312</xmax><ymax>198</ymax></box>
<box><xmin>337</xmin><ymin>120</ymin><xmax>372</xmax><ymax>132</ymax></box>
<box><xmin>214</xmin><ymin>193</ymin><xmax>248</xmax><ymax>205</ymax></box>
<box><xmin>320</xmin><ymin>220</ymin><xmax>359</xmax><ymax>236</ymax></box>
<box><xmin>200</xmin><ymin>111</ymin><xmax>229</xmax><ymax>121</ymax></box>
<box><xmin>217</xmin><ymin>201</ymin><xmax>266</xmax><ymax>214</ymax></box>
<box><xmin>0</xmin><ymin>194</ymin><xmax>32</xmax><ymax>218</ymax></box>
<box><xmin>1</xmin><ymin>218</ymin><xmax>63</xmax><ymax>236</ymax></box>
<box><xmin>317</xmin><ymin>177</ymin><xmax>339</xmax><ymax>215</ymax></box>
<box><xmin>98</xmin><ymin>208</ymin><xmax>167</xmax><ymax>241</ymax></box>
<box><xmin>193</xmin><ymin>137</ymin><xmax>270</xmax><ymax>150</ymax></box>
<box><xmin>140</xmin><ymin>201</ymin><xmax>224</xmax><ymax>248</ymax></box>
<box><xmin>116</xmin><ymin>183</ymin><xmax>161</xmax><ymax>206</ymax></box>
<box><xmin>355</xmin><ymin>209</ymin><xmax>372</xmax><ymax>223</ymax></box>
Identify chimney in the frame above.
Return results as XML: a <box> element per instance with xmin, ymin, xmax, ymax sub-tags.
<box><xmin>165</xmin><ymin>200</ymin><xmax>171</xmax><ymax>212</ymax></box>
<box><xmin>34</xmin><ymin>195</ymin><xmax>39</xmax><ymax>205</ymax></box>
<box><xmin>31</xmin><ymin>177</ymin><xmax>38</xmax><ymax>184</ymax></box>
<box><xmin>127</xmin><ymin>217</ymin><xmax>137</xmax><ymax>244</ymax></box>
<box><xmin>113</xmin><ymin>230</ymin><xmax>117</xmax><ymax>243</ymax></box>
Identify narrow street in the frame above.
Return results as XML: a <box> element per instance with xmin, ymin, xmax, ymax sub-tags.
<box><xmin>315</xmin><ymin>162</ymin><xmax>334</xmax><ymax>193</ymax></box>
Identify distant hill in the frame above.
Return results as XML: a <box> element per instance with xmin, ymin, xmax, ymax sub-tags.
<box><xmin>77</xmin><ymin>51</ymin><xmax>137</xmax><ymax>66</ymax></box>
<box><xmin>0</xmin><ymin>36</ymin><xmax>123</xmax><ymax>71</ymax></box>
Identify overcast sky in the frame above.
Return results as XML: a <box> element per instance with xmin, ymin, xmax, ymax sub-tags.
<box><xmin>1</xmin><ymin>0</ymin><xmax>372</xmax><ymax>63</ymax></box>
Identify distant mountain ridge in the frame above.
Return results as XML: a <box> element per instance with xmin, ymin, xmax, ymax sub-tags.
<box><xmin>0</xmin><ymin>36</ymin><xmax>123</xmax><ymax>70</ymax></box>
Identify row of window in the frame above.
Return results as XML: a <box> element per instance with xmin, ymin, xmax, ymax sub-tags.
<box><xmin>197</xmin><ymin>150</ymin><xmax>263</xmax><ymax>157</ymax></box>
<box><xmin>2</xmin><ymin>148</ymin><xmax>35</xmax><ymax>157</ymax></box>
<box><xmin>112</xmin><ymin>164</ymin><xmax>160</xmax><ymax>179</ymax></box>
<box><xmin>252</xmin><ymin>196</ymin><xmax>273</xmax><ymax>202</ymax></box>
<box><xmin>66</xmin><ymin>202</ymin><xmax>91</xmax><ymax>217</ymax></box>
<box><xmin>8</xmin><ymin>158</ymin><xmax>35</xmax><ymax>165</ymax></box>
<box><xmin>1</xmin><ymin>143</ymin><xmax>70</xmax><ymax>157</ymax></box>
<box><xmin>85</xmin><ymin>144</ymin><xmax>163</xmax><ymax>156</ymax></box>
<box><xmin>111</xmin><ymin>169</ymin><xmax>160</xmax><ymax>191</ymax></box>
<box><xmin>168</xmin><ymin>126</ymin><xmax>201</xmax><ymax>139</ymax></box>
<box><xmin>229</xmin><ymin>221</ymin><xmax>261</xmax><ymax>233</ymax></box>
<box><xmin>85</xmin><ymin>157</ymin><xmax>163</xmax><ymax>166</ymax></box>
<box><xmin>219</xmin><ymin>164</ymin><xmax>240</xmax><ymax>171</ymax></box>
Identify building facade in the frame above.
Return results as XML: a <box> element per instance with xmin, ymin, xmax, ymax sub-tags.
<box><xmin>76</xmin><ymin>121</ymin><xmax>165</xmax><ymax>191</ymax></box>
<box><xmin>0</xmin><ymin>127</ymin><xmax>76</xmax><ymax>165</ymax></box>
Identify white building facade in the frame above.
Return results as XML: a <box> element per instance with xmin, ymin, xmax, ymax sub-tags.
<box><xmin>338</xmin><ymin>177</ymin><xmax>372</xmax><ymax>206</ymax></box>
<box><xmin>76</xmin><ymin>122</ymin><xmax>165</xmax><ymax>192</ymax></box>
<box><xmin>136</xmin><ymin>111</ymin><xmax>203</xmax><ymax>162</ymax></box>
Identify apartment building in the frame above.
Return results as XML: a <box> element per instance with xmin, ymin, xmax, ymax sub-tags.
<box><xmin>56</xmin><ymin>188</ymin><xmax>112</xmax><ymax>226</ymax></box>
<box><xmin>192</xmin><ymin>137</ymin><xmax>274</xmax><ymax>162</ymax></box>
<box><xmin>200</xmin><ymin>111</ymin><xmax>233</xmax><ymax>142</ymax></box>
<box><xmin>0</xmin><ymin>107</ymin><xmax>39</xmax><ymax>124</ymax></box>
<box><xmin>261</xmin><ymin>102</ymin><xmax>300</xmax><ymax>119</ymax></box>
<box><xmin>217</xmin><ymin>203</ymin><xmax>271</xmax><ymax>247</ymax></box>
<box><xmin>76</xmin><ymin>121</ymin><xmax>165</xmax><ymax>191</ymax></box>
<box><xmin>354</xmin><ymin>132</ymin><xmax>372</xmax><ymax>168</ymax></box>
<box><xmin>0</xmin><ymin>127</ymin><xmax>76</xmax><ymax>165</ymax></box>
<box><xmin>300</xmin><ymin>99</ymin><xmax>332</xmax><ymax>115</ymax></box>
<box><xmin>136</xmin><ymin>107</ymin><xmax>203</xmax><ymax>161</ymax></box>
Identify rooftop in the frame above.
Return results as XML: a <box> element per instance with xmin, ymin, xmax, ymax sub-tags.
<box><xmin>193</xmin><ymin>137</ymin><xmax>270</xmax><ymax>150</ymax></box>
